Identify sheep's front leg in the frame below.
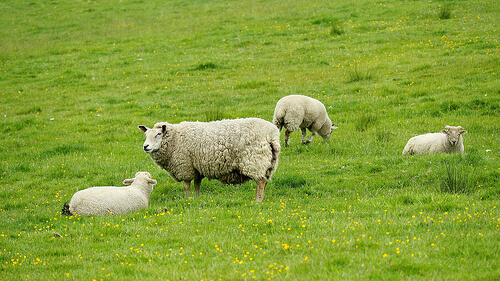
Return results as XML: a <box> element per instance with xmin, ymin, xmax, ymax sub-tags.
<box><xmin>284</xmin><ymin>130</ymin><xmax>291</xmax><ymax>147</ymax></box>
<box><xmin>183</xmin><ymin>181</ymin><xmax>191</xmax><ymax>198</ymax></box>
<box><xmin>193</xmin><ymin>178</ymin><xmax>202</xmax><ymax>197</ymax></box>
<box><xmin>255</xmin><ymin>178</ymin><xmax>268</xmax><ymax>202</ymax></box>
<box><xmin>305</xmin><ymin>132</ymin><xmax>317</xmax><ymax>144</ymax></box>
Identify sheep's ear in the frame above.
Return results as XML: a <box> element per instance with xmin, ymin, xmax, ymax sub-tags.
<box><xmin>441</xmin><ymin>129</ymin><xmax>448</xmax><ymax>134</ymax></box>
<box><xmin>148</xmin><ymin>179</ymin><xmax>157</xmax><ymax>185</ymax></box>
<box><xmin>123</xmin><ymin>178</ymin><xmax>135</xmax><ymax>185</ymax></box>
<box><xmin>160</xmin><ymin>124</ymin><xmax>173</xmax><ymax>136</ymax></box>
<box><xmin>138</xmin><ymin>125</ymin><xmax>148</xmax><ymax>133</ymax></box>
<box><xmin>332</xmin><ymin>125</ymin><xmax>338</xmax><ymax>130</ymax></box>
<box><xmin>460</xmin><ymin>130</ymin><xmax>467</xmax><ymax>135</ymax></box>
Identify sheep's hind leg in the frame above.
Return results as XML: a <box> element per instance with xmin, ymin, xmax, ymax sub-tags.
<box><xmin>255</xmin><ymin>178</ymin><xmax>268</xmax><ymax>202</ymax></box>
<box><xmin>284</xmin><ymin>130</ymin><xmax>291</xmax><ymax>147</ymax></box>
<box><xmin>183</xmin><ymin>181</ymin><xmax>191</xmax><ymax>198</ymax></box>
<box><xmin>194</xmin><ymin>177</ymin><xmax>202</xmax><ymax>197</ymax></box>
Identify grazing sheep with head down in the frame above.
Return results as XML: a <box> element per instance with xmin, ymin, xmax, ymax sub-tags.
<box><xmin>61</xmin><ymin>172</ymin><xmax>157</xmax><ymax>216</ymax></box>
<box><xmin>403</xmin><ymin>125</ymin><xmax>467</xmax><ymax>155</ymax></box>
<box><xmin>272</xmin><ymin>95</ymin><xmax>338</xmax><ymax>147</ymax></box>
<box><xmin>138</xmin><ymin>118</ymin><xmax>280</xmax><ymax>202</ymax></box>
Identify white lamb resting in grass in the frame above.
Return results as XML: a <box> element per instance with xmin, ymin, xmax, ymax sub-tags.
<box><xmin>272</xmin><ymin>95</ymin><xmax>338</xmax><ymax>147</ymax></box>
<box><xmin>61</xmin><ymin>172</ymin><xmax>157</xmax><ymax>216</ymax></box>
<box><xmin>402</xmin><ymin>125</ymin><xmax>467</xmax><ymax>155</ymax></box>
<box><xmin>138</xmin><ymin>118</ymin><xmax>280</xmax><ymax>202</ymax></box>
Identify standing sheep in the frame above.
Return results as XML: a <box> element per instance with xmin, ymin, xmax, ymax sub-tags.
<box><xmin>138</xmin><ymin>118</ymin><xmax>280</xmax><ymax>202</ymax></box>
<box><xmin>272</xmin><ymin>95</ymin><xmax>338</xmax><ymax>147</ymax></box>
<box><xmin>61</xmin><ymin>172</ymin><xmax>157</xmax><ymax>216</ymax></box>
<box><xmin>402</xmin><ymin>125</ymin><xmax>467</xmax><ymax>155</ymax></box>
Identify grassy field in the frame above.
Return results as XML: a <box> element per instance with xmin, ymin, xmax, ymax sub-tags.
<box><xmin>1</xmin><ymin>0</ymin><xmax>499</xmax><ymax>279</ymax></box>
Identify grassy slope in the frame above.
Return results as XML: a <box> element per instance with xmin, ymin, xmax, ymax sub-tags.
<box><xmin>0</xmin><ymin>0</ymin><xmax>499</xmax><ymax>280</ymax></box>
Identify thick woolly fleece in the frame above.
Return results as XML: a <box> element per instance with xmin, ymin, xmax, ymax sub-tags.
<box><xmin>142</xmin><ymin>118</ymin><xmax>280</xmax><ymax>185</ymax></box>
<box><xmin>272</xmin><ymin>95</ymin><xmax>336</xmax><ymax>145</ymax></box>
<box><xmin>62</xmin><ymin>172</ymin><xmax>157</xmax><ymax>216</ymax></box>
<box><xmin>403</xmin><ymin>125</ymin><xmax>467</xmax><ymax>155</ymax></box>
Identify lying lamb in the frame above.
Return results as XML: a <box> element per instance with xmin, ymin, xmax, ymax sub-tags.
<box><xmin>403</xmin><ymin>125</ymin><xmax>467</xmax><ymax>155</ymax></box>
<box><xmin>138</xmin><ymin>118</ymin><xmax>280</xmax><ymax>202</ymax></box>
<box><xmin>61</xmin><ymin>172</ymin><xmax>157</xmax><ymax>216</ymax></box>
<box><xmin>272</xmin><ymin>94</ymin><xmax>338</xmax><ymax>146</ymax></box>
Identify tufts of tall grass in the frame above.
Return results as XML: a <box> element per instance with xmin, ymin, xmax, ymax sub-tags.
<box><xmin>440</xmin><ymin>160</ymin><xmax>476</xmax><ymax>194</ymax></box>
<box><xmin>438</xmin><ymin>5</ymin><xmax>453</xmax><ymax>20</ymax></box>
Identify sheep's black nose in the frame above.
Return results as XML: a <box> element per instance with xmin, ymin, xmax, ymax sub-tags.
<box><xmin>143</xmin><ymin>145</ymin><xmax>149</xmax><ymax>151</ymax></box>
<box><xmin>451</xmin><ymin>141</ymin><xmax>456</xmax><ymax>145</ymax></box>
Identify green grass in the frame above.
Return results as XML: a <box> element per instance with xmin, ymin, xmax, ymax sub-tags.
<box><xmin>1</xmin><ymin>0</ymin><xmax>499</xmax><ymax>280</ymax></box>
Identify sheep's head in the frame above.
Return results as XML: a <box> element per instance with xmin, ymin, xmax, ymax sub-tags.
<box><xmin>138</xmin><ymin>123</ymin><xmax>172</xmax><ymax>153</ymax></box>
<box><xmin>123</xmin><ymin>172</ymin><xmax>157</xmax><ymax>186</ymax></box>
<box><xmin>441</xmin><ymin>125</ymin><xmax>467</xmax><ymax>146</ymax></box>
<box><xmin>318</xmin><ymin>119</ymin><xmax>339</xmax><ymax>140</ymax></box>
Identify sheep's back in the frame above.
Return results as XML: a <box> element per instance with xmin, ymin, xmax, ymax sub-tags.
<box><xmin>69</xmin><ymin>186</ymin><xmax>148</xmax><ymax>216</ymax></box>
<box><xmin>274</xmin><ymin>95</ymin><xmax>327</xmax><ymax>129</ymax></box>
<box><xmin>404</xmin><ymin>133</ymin><xmax>447</xmax><ymax>154</ymax></box>
<box><xmin>174</xmin><ymin>118</ymin><xmax>279</xmax><ymax>181</ymax></box>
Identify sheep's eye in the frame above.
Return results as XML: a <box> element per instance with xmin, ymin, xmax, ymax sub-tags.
<box><xmin>156</xmin><ymin>132</ymin><xmax>162</xmax><ymax>137</ymax></box>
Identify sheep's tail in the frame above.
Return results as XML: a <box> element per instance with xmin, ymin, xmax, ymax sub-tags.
<box><xmin>266</xmin><ymin>138</ymin><xmax>281</xmax><ymax>180</ymax></box>
<box><xmin>402</xmin><ymin>143</ymin><xmax>414</xmax><ymax>155</ymax></box>
<box><xmin>272</xmin><ymin>110</ymin><xmax>285</xmax><ymax>131</ymax></box>
<box><xmin>272</xmin><ymin>118</ymin><xmax>283</xmax><ymax>131</ymax></box>
<box><xmin>61</xmin><ymin>202</ymin><xmax>72</xmax><ymax>215</ymax></box>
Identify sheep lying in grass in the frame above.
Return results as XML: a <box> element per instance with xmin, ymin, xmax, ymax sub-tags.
<box><xmin>403</xmin><ymin>125</ymin><xmax>467</xmax><ymax>155</ymax></box>
<box><xmin>138</xmin><ymin>118</ymin><xmax>280</xmax><ymax>202</ymax></box>
<box><xmin>272</xmin><ymin>95</ymin><xmax>338</xmax><ymax>147</ymax></box>
<box><xmin>61</xmin><ymin>172</ymin><xmax>157</xmax><ymax>216</ymax></box>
